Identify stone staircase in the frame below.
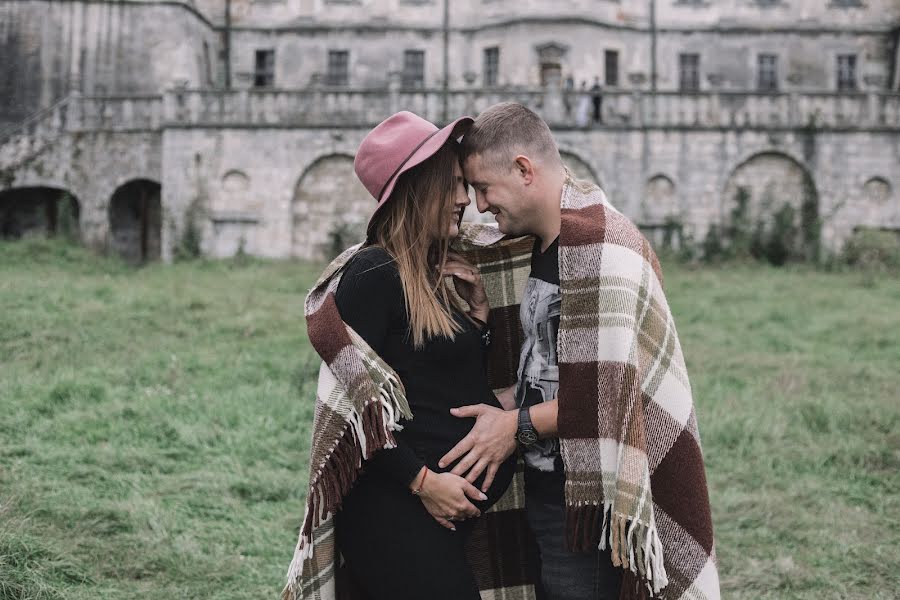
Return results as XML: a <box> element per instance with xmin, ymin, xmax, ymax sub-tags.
<box><xmin>0</xmin><ymin>93</ymin><xmax>164</xmax><ymax>178</ymax></box>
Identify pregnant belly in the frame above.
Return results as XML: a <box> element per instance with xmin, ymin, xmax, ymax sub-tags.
<box><xmin>414</xmin><ymin>446</ymin><xmax>516</xmax><ymax>512</ymax></box>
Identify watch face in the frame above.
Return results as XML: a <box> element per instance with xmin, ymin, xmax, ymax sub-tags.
<box><xmin>517</xmin><ymin>429</ymin><xmax>539</xmax><ymax>446</ymax></box>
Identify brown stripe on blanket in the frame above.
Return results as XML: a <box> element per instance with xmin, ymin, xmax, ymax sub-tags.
<box><xmin>561</xmin><ymin>204</ymin><xmax>607</xmax><ymax>246</ymax></box>
<box><xmin>564</xmin><ymin>503</ymin><xmax>605</xmax><ymax>553</ymax></box>
<box><xmin>650</xmin><ymin>429</ymin><xmax>715</xmax><ymax>554</ymax></box>
<box><xmin>596</xmin><ymin>209</ymin><xmax>646</xmax><ymax>256</ymax></box>
<box><xmin>556</xmin><ymin>362</ymin><xmax>602</xmax><ymax>438</ymax></box>
<box><xmin>486</xmin><ymin>304</ymin><xmax>525</xmax><ymax>390</ymax></box>
<box><xmin>307</xmin><ymin>294</ymin><xmax>353</xmax><ymax>365</ymax></box>
<box><xmin>466</xmin><ymin>508</ymin><xmax>541</xmax><ymax>591</ymax></box>
<box><xmin>654</xmin><ymin>510</ymin><xmax>717</xmax><ymax>599</ymax></box>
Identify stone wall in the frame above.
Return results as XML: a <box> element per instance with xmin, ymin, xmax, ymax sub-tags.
<box><xmin>1</xmin><ymin>1</ymin><xmax>898</xmax><ymax>263</ymax></box>
<box><xmin>0</xmin><ymin>1</ymin><xmax>217</xmax><ymax>129</ymax></box>
<box><xmin>154</xmin><ymin>124</ymin><xmax>898</xmax><ymax>260</ymax></box>
<box><xmin>3</xmin><ymin>0</ymin><xmax>898</xmax><ymax>130</ymax></box>
<box><xmin>3</xmin><ymin>129</ymin><xmax>163</xmax><ymax>252</ymax></box>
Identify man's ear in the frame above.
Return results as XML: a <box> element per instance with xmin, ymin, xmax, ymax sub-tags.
<box><xmin>514</xmin><ymin>155</ymin><xmax>535</xmax><ymax>185</ymax></box>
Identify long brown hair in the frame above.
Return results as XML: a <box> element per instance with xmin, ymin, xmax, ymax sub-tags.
<box><xmin>367</xmin><ymin>141</ymin><xmax>465</xmax><ymax>347</ymax></box>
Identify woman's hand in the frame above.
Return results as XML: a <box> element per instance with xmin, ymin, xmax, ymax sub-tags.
<box><xmin>412</xmin><ymin>468</ymin><xmax>487</xmax><ymax>531</ymax></box>
<box><xmin>441</xmin><ymin>252</ymin><xmax>489</xmax><ymax>323</ymax></box>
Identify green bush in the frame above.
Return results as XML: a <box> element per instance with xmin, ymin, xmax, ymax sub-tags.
<box><xmin>700</xmin><ymin>183</ymin><xmax>820</xmax><ymax>267</ymax></box>
<box><xmin>842</xmin><ymin>228</ymin><xmax>900</xmax><ymax>273</ymax></box>
<box><xmin>174</xmin><ymin>207</ymin><xmax>202</xmax><ymax>261</ymax></box>
<box><xmin>322</xmin><ymin>219</ymin><xmax>365</xmax><ymax>261</ymax></box>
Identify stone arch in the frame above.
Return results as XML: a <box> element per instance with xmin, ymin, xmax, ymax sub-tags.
<box><xmin>217</xmin><ymin>169</ymin><xmax>255</xmax><ymax>213</ymax></box>
<box><xmin>559</xmin><ymin>150</ymin><xmax>601</xmax><ymax>186</ymax></box>
<box><xmin>108</xmin><ymin>178</ymin><xmax>162</xmax><ymax>264</ymax></box>
<box><xmin>292</xmin><ymin>154</ymin><xmax>372</xmax><ymax>260</ymax></box>
<box><xmin>641</xmin><ymin>174</ymin><xmax>679</xmax><ymax>224</ymax></box>
<box><xmin>723</xmin><ymin>151</ymin><xmax>819</xmax><ymax>256</ymax></box>
<box><xmin>858</xmin><ymin>176</ymin><xmax>894</xmax><ymax>225</ymax></box>
<box><xmin>0</xmin><ymin>187</ymin><xmax>81</xmax><ymax>240</ymax></box>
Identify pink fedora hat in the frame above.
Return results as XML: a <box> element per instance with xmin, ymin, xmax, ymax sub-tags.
<box><xmin>354</xmin><ymin>111</ymin><xmax>473</xmax><ymax>223</ymax></box>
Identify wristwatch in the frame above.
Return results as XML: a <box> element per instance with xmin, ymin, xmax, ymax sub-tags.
<box><xmin>516</xmin><ymin>406</ymin><xmax>540</xmax><ymax>448</ymax></box>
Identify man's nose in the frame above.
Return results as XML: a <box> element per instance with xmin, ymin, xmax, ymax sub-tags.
<box><xmin>475</xmin><ymin>194</ymin><xmax>489</xmax><ymax>214</ymax></box>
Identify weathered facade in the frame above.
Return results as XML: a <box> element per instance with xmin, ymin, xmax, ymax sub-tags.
<box><xmin>1</xmin><ymin>0</ymin><xmax>899</xmax><ymax>262</ymax></box>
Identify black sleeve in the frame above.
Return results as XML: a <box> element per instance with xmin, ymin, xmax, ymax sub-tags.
<box><xmin>334</xmin><ymin>248</ymin><xmax>426</xmax><ymax>488</ymax></box>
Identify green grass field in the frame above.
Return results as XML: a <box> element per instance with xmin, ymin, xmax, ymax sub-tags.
<box><xmin>1</xmin><ymin>239</ymin><xmax>897</xmax><ymax>599</ymax></box>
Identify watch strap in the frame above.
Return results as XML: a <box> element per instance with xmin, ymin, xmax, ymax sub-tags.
<box><xmin>516</xmin><ymin>405</ymin><xmax>539</xmax><ymax>447</ymax></box>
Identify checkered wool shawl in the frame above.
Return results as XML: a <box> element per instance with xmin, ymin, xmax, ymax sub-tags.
<box><xmin>452</xmin><ymin>175</ymin><xmax>719</xmax><ymax>599</ymax></box>
<box><xmin>283</xmin><ymin>174</ymin><xmax>718</xmax><ymax>600</ymax></box>
<box><xmin>550</xmin><ymin>175</ymin><xmax>719</xmax><ymax>599</ymax></box>
<box><xmin>282</xmin><ymin>239</ymin><xmax>539</xmax><ymax>600</ymax></box>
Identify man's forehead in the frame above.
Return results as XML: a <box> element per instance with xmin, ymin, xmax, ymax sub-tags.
<box><xmin>461</xmin><ymin>153</ymin><xmax>487</xmax><ymax>177</ymax></box>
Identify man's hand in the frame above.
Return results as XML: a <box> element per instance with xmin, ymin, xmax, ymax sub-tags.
<box><xmin>439</xmin><ymin>404</ymin><xmax>518</xmax><ymax>492</ymax></box>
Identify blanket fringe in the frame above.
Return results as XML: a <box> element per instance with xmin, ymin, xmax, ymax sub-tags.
<box><xmin>568</xmin><ymin>503</ymin><xmax>668</xmax><ymax>598</ymax></box>
<box><xmin>282</xmin><ymin>370</ymin><xmax>409</xmax><ymax>600</ymax></box>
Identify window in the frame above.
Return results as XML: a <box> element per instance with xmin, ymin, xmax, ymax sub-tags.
<box><xmin>203</xmin><ymin>42</ymin><xmax>212</xmax><ymax>85</ymax></box>
<box><xmin>830</xmin><ymin>0</ymin><xmax>862</xmax><ymax>6</ymax></box>
<box><xmin>326</xmin><ymin>50</ymin><xmax>349</xmax><ymax>87</ymax></box>
<box><xmin>483</xmin><ymin>47</ymin><xmax>499</xmax><ymax>87</ymax></box>
<box><xmin>679</xmin><ymin>53</ymin><xmax>700</xmax><ymax>91</ymax></box>
<box><xmin>402</xmin><ymin>50</ymin><xmax>425</xmax><ymax>88</ymax></box>
<box><xmin>254</xmin><ymin>49</ymin><xmax>275</xmax><ymax>88</ymax></box>
<box><xmin>757</xmin><ymin>54</ymin><xmax>778</xmax><ymax>91</ymax></box>
<box><xmin>605</xmin><ymin>50</ymin><xmax>619</xmax><ymax>87</ymax></box>
<box><xmin>837</xmin><ymin>54</ymin><xmax>857</xmax><ymax>91</ymax></box>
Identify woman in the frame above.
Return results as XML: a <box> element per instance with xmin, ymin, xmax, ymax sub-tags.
<box><xmin>329</xmin><ymin>112</ymin><xmax>516</xmax><ymax>599</ymax></box>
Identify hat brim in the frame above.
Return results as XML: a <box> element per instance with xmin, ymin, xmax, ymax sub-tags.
<box><xmin>367</xmin><ymin>115</ymin><xmax>474</xmax><ymax>228</ymax></box>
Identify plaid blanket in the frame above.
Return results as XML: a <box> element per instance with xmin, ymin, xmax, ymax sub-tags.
<box><xmin>282</xmin><ymin>237</ymin><xmax>539</xmax><ymax>600</ymax></box>
<box><xmin>283</xmin><ymin>174</ymin><xmax>718</xmax><ymax>600</ymax></box>
<box><xmin>549</xmin><ymin>175</ymin><xmax>720</xmax><ymax>599</ymax></box>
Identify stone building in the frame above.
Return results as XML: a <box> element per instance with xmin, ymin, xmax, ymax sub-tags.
<box><xmin>1</xmin><ymin>0</ymin><xmax>899</xmax><ymax>262</ymax></box>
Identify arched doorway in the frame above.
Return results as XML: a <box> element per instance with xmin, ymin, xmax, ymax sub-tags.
<box><xmin>108</xmin><ymin>179</ymin><xmax>162</xmax><ymax>264</ymax></box>
<box><xmin>723</xmin><ymin>152</ymin><xmax>819</xmax><ymax>261</ymax></box>
<box><xmin>292</xmin><ymin>155</ymin><xmax>373</xmax><ymax>261</ymax></box>
<box><xmin>642</xmin><ymin>175</ymin><xmax>679</xmax><ymax>224</ymax></box>
<box><xmin>640</xmin><ymin>174</ymin><xmax>682</xmax><ymax>250</ymax></box>
<box><xmin>0</xmin><ymin>187</ymin><xmax>80</xmax><ymax>240</ymax></box>
<box><xmin>859</xmin><ymin>177</ymin><xmax>894</xmax><ymax>226</ymax></box>
<box><xmin>559</xmin><ymin>151</ymin><xmax>600</xmax><ymax>186</ymax></box>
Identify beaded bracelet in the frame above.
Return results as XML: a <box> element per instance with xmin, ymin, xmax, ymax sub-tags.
<box><xmin>470</xmin><ymin>316</ymin><xmax>493</xmax><ymax>349</ymax></box>
<box><xmin>411</xmin><ymin>467</ymin><xmax>428</xmax><ymax>496</ymax></box>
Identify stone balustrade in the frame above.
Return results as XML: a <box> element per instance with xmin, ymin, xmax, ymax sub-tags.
<box><xmin>0</xmin><ymin>94</ymin><xmax>164</xmax><ymax>171</ymax></box>
<box><xmin>3</xmin><ymin>87</ymin><xmax>899</xmax><ymax>170</ymax></box>
<box><xmin>163</xmin><ymin>87</ymin><xmax>900</xmax><ymax>130</ymax></box>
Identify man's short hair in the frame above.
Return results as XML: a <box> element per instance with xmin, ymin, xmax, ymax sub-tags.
<box><xmin>460</xmin><ymin>102</ymin><xmax>561</xmax><ymax>173</ymax></box>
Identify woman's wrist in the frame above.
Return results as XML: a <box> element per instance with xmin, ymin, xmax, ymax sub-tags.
<box><xmin>470</xmin><ymin>313</ymin><xmax>492</xmax><ymax>348</ymax></box>
<box><xmin>470</xmin><ymin>307</ymin><xmax>489</xmax><ymax>324</ymax></box>
<box><xmin>409</xmin><ymin>466</ymin><xmax>428</xmax><ymax>494</ymax></box>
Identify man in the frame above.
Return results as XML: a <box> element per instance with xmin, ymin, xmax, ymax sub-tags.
<box><xmin>590</xmin><ymin>76</ymin><xmax>603</xmax><ymax>124</ymax></box>
<box><xmin>442</xmin><ymin>102</ymin><xmax>720</xmax><ymax>600</ymax></box>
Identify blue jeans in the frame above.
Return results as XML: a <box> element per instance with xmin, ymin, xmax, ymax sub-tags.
<box><xmin>525</xmin><ymin>468</ymin><xmax>623</xmax><ymax>600</ymax></box>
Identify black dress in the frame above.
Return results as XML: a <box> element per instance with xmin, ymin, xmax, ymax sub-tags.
<box><xmin>332</xmin><ymin>246</ymin><xmax>516</xmax><ymax>600</ymax></box>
